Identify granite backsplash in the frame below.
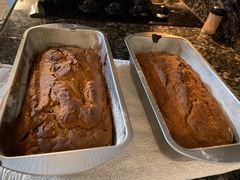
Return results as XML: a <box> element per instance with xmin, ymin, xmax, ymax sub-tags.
<box><xmin>181</xmin><ymin>0</ymin><xmax>240</xmax><ymax>54</ymax></box>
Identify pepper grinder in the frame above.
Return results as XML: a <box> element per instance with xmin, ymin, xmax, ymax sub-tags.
<box><xmin>200</xmin><ymin>5</ymin><xmax>226</xmax><ymax>39</ymax></box>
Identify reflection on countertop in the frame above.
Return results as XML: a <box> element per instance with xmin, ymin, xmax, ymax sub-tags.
<box><xmin>0</xmin><ymin>0</ymin><xmax>15</xmax><ymax>30</ymax></box>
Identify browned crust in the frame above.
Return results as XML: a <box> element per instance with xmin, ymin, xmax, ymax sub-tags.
<box><xmin>137</xmin><ymin>52</ymin><xmax>233</xmax><ymax>148</ymax></box>
<box><xmin>14</xmin><ymin>47</ymin><xmax>113</xmax><ymax>155</ymax></box>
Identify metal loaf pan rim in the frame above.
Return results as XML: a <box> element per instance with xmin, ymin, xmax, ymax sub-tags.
<box><xmin>0</xmin><ymin>23</ymin><xmax>133</xmax><ymax>175</ymax></box>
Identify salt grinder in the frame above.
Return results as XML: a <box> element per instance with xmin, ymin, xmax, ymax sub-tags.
<box><xmin>200</xmin><ymin>5</ymin><xmax>226</xmax><ymax>38</ymax></box>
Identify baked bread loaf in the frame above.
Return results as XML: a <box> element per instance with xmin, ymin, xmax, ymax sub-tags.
<box><xmin>13</xmin><ymin>47</ymin><xmax>113</xmax><ymax>155</ymax></box>
<box><xmin>137</xmin><ymin>52</ymin><xmax>234</xmax><ymax>148</ymax></box>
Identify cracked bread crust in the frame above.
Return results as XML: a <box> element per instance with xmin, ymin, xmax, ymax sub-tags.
<box><xmin>137</xmin><ymin>52</ymin><xmax>233</xmax><ymax>149</ymax></box>
<box><xmin>14</xmin><ymin>47</ymin><xmax>113</xmax><ymax>155</ymax></box>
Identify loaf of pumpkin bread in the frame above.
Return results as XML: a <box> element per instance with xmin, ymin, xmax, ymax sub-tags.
<box><xmin>137</xmin><ymin>52</ymin><xmax>234</xmax><ymax>148</ymax></box>
<box><xmin>13</xmin><ymin>47</ymin><xmax>113</xmax><ymax>155</ymax></box>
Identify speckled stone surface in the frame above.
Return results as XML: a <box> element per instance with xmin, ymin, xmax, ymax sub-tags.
<box><xmin>1</xmin><ymin>1</ymin><xmax>239</xmax><ymax>99</ymax></box>
<box><xmin>0</xmin><ymin>1</ymin><xmax>240</xmax><ymax>179</ymax></box>
<box><xmin>182</xmin><ymin>0</ymin><xmax>240</xmax><ymax>54</ymax></box>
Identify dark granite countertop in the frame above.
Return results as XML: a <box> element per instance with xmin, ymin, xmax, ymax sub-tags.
<box><xmin>0</xmin><ymin>0</ymin><xmax>240</xmax><ymax>179</ymax></box>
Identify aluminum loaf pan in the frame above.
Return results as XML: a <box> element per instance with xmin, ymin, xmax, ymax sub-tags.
<box><xmin>0</xmin><ymin>24</ymin><xmax>132</xmax><ymax>175</ymax></box>
<box><xmin>125</xmin><ymin>32</ymin><xmax>240</xmax><ymax>163</ymax></box>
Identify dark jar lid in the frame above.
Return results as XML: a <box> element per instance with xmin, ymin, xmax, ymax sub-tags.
<box><xmin>211</xmin><ymin>6</ymin><xmax>226</xmax><ymax>16</ymax></box>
